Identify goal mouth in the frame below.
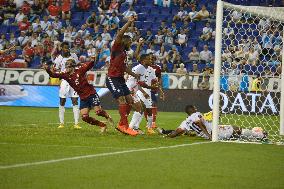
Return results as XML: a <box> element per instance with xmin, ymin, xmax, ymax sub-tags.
<box><xmin>211</xmin><ymin>1</ymin><xmax>284</xmax><ymax>144</ymax></box>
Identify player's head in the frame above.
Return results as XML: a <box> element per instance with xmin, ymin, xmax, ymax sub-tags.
<box><xmin>121</xmin><ymin>35</ymin><xmax>132</xmax><ymax>51</ymax></box>
<box><xmin>185</xmin><ymin>105</ymin><xmax>197</xmax><ymax>115</ymax></box>
<box><xmin>140</xmin><ymin>54</ymin><xmax>151</xmax><ymax>66</ymax></box>
<box><xmin>65</xmin><ymin>59</ymin><xmax>76</xmax><ymax>73</ymax></box>
<box><xmin>61</xmin><ymin>42</ymin><xmax>70</xmax><ymax>57</ymax></box>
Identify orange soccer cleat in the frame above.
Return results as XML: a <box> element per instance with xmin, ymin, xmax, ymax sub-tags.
<box><xmin>125</xmin><ymin>127</ymin><xmax>139</xmax><ymax>136</ymax></box>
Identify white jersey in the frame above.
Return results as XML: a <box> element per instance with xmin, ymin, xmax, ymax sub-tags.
<box><xmin>53</xmin><ymin>53</ymin><xmax>79</xmax><ymax>72</ymax></box>
<box><xmin>142</xmin><ymin>66</ymin><xmax>157</xmax><ymax>95</ymax></box>
<box><xmin>53</xmin><ymin>53</ymin><xmax>79</xmax><ymax>98</ymax></box>
<box><xmin>126</xmin><ymin>64</ymin><xmax>147</xmax><ymax>93</ymax></box>
<box><xmin>179</xmin><ymin>112</ymin><xmax>234</xmax><ymax>140</ymax></box>
<box><xmin>178</xmin><ymin>112</ymin><xmax>210</xmax><ymax>138</ymax></box>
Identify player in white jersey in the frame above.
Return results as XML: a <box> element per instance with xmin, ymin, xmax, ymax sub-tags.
<box><xmin>52</xmin><ymin>42</ymin><xmax>80</xmax><ymax>129</ymax></box>
<box><xmin>158</xmin><ymin>105</ymin><xmax>268</xmax><ymax>141</ymax></box>
<box><xmin>133</xmin><ymin>62</ymin><xmax>158</xmax><ymax>134</ymax></box>
<box><xmin>126</xmin><ymin>54</ymin><xmax>158</xmax><ymax>134</ymax></box>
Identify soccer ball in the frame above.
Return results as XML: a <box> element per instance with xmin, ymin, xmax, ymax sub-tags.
<box><xmin>251</xmin><ymin>127</ymin><xmax>264</xmax><ymax>139</ymax></box>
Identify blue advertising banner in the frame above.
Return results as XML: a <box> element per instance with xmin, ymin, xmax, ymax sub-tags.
<box><xmin>0</xmin><ymin>85</ymin><xmax>109</xmax><ymax>108</ymax></box>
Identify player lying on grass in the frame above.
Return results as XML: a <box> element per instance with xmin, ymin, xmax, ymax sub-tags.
<box><xmin>43</xmin><ymin>58</ymin><xmax>114</xmax><ymax>133</ymax></box>
<box><xmin>158</xmin><ymin>105</ymin><xmax>268</xmax><ymax>141</ymax></box>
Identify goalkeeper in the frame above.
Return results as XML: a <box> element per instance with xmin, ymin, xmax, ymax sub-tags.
<box><xmin>158</xmin><ymin>105</ymin><xmax>268</xmax><ymax>141</ymax></box>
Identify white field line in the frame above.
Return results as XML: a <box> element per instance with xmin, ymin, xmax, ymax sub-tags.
<box><xmin>0</xmin><ymin>141</ymin><xmax>212</xmax><ymax>170</ymax></box>
<box><xmin>0</xmin><ymin>142</ymin><xmax>137</xmax><ymax>150</ymax></box>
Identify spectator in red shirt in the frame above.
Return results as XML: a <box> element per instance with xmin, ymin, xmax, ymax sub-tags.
<box><xmin>18</xmin><ymin>17</ymin><xmax>30</xmax><ymax>31</ymax></box>
<box><xmin>48</xmin><ymin>2</ymin><xmax>61</xmax><ymax>19</ymax></box>
<box><xmin>77</xmin><ymin>0</ymin><xmax>90</xmax><ymax>11</ymax></box>
<box><xmin>62</xmin><ymin>0</ymin><xmax>71</xmax><ymax>20</ymax></box>
<box><xmin>74</xmin><ymin>32</ymin><xmax>84</xmax><ymax>48</ymax></box>
<box><xmin>23</xmin><ymin>41</ymin><xmax>34</xmax><ymax>65</ymax></box>
<box><xmin>21</xmin><ymin>1</ymin><xmax>31</xmax><ymax>15</ymax></box>
<box><xmin>108</xmin><ymin>0</ymin><xmax>119</xmax><ymax>13</ymax></box>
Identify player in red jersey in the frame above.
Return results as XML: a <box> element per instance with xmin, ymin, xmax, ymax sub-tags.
<box><xmin>43</xmin><ymin>59</ymin><xmax>114</xmax><ymax>133</ymax></box>
<box><xmin>148</xmin><ymin>53</ymin><xmax>165</xmax><ymax>129</ymax></box>
<box><xmin>105</xmin><ymin>16</ymin><xmax>140</xmax><ymax>136</ymax></box>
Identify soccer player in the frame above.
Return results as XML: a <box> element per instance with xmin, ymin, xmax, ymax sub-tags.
<box><xmin>134</xmin><ymin>40</ymin><xmax>165</xmax><ymax>130</ymax></box>
<box><xmin>134</xmin><ymin>60</ymin><xmax>158</xmax><ymax>134</ymax></box>
<box><xmin>126</xmin><ymin>54</ymin><xmax>159</xmax><ymax>134</ymax></box>
<box><xmin>158</xmin><ymin>105</ymin><xmax>268</xmax><ymax>141</ymax></box>
<box><xmin>43</xmin><ymin>59</ymin><xmax>113</xmax><ymax>132</ymax></box>
<box><xmin>52</xmin><ymin>42</ymin><xmax>80</xmax><ymax>129</ymax></box>
<box><xmin>148</xmin><ymin>53</ymin><xmax>165</xmax><ymax>129</ymax></box>
<box><xmin>105</xmin><ymin>16</ymin><xmax>140</xmax><ymax>136</ymax></box>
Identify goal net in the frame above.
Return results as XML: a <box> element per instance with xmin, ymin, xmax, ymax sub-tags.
<box><xmin>212</xmin><ymin>0</ymin><xmax>284</xmax><ymax>144</ymax></box>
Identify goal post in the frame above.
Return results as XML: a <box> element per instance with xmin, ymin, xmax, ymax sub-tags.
<box><xmin>212</xmin><ymin>0</ymin><xmax>284</xmax><ymax>143</ymax></box>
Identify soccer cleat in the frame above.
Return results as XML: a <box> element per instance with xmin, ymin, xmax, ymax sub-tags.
<box><xmin>156</xmin><ymin>127</ymin><xmax>164</xmax><ymax>135</ymax></box>
<box><xmin>134</xmin><ymin>128</ymin><xmax>145</xmax><ymax>135</ymax></box>
<box><xmin>100</xmin><ymin>125</ymin><xmax>107</xmax><ymax>133</ymax></box>
<box><xmin>107</xmin><ymin>116</ymin><xmax>114</xmax><ymax>127</ymax></box>
<box><xmin>151</xmin><ymin>122</ymin><xmax>157</xmax><ymax>129</ymax></box>
<box><xmin>73</xmin><ymin>124</ymin><xmax>82</xmax><ymax>129</ymax></box>
<box><xmin>116</xmin><ymin>124</ymin><xmax>127</xmax><ymax>134</ymax></box>
<box><xmin>147</xmin><ymin>128</ymin><xmax>156</xmax><ymax>135</ymax></box>
<box><xmin>125</xmin><ymin>127</ymin><xmax>138</xmax><ymax>136</ymax></box>
<box><xmin>58</xmin><ymin>124</ymin><xmax>64</xmax><ymax>129</ymax></box>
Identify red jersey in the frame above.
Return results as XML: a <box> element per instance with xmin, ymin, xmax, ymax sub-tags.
<box><xmin>108</xmin><ymin>41</ymin><xmax>127</xmax><ymax>78</ymax></box>
<box><xmin>18</xmin><ymin>21</ymin><xmax>30</xmax><ymax>31</ymax></box>
<box><xmin>48</xmin><ymin>5</ymin><xmax>61</xmax><ymax>16</ymax></box>
<box><xmin>47</xmin><ymin>61</ymin><xmax>96</xmax><ymax>100</ymax></box>
<box><xmin>150</xmin><ymin>64</ymin><xmax>162</xmax><ymax>79</ymax></box>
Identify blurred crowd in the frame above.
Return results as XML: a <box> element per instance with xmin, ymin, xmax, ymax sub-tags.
<box><xmin>0</xmin><ymin>0</ymin><xmax>283</xmax><ymax>84</ymax></box>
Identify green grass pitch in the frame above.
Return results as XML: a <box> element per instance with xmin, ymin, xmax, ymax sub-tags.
<box><xmin>0</xmin><ymin>106</ymin><xmax>283</xmax><ymax>189</ymax></box>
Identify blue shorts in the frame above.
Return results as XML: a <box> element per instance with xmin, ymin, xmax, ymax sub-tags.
<box><xmin>80</xmin><ymin>93</ymin><xmax>101</xmax><ymax>110</ymax></box>
<box><xmin>106</xmin><ymin>77</ymin><xmax>130</xmax><ymax>99</ymax></box>
<box><xmin>151</xmin><ymin>91</ymin><xmax>158</xmax><ymax>104</ymax></box>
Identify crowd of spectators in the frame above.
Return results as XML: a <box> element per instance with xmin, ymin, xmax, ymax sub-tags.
<box><xmin>0</xmin><ymin>0</ymin><xmax>282</xmax><ymax>79</ymax></box>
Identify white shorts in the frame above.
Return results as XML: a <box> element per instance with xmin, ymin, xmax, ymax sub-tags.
<box><xmin>218</xmin><ymin>125</ymin><xmax>234</xmax><ymax>140</ymax></box>
<box><xmin>59</xmin><ymin>79</ymin><xmax>79</xmax><ymax>98</ymax></box>
<box><xmin>136</xmin><ymin>90</ymin><xmax>152</xmax><ymax>109</ymax></box>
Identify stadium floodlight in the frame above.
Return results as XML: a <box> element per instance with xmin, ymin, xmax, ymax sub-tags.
<box><xmin>212</xmin><ymin>0</ymin><xmax>284</xmax><ymax>144</ymax></box>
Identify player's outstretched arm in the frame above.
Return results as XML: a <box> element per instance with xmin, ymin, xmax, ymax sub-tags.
<box><xmin>42</xmin><ymin>64</ymin><xmax>63</xmax><ymax>79</ymax></box>
<box><xmin>115</xmin><ymin>16</ymin><xmax>136</xmax><ymax>44</ymax></box>
<box><xmin>195</xmin><ymin>121</ymin><xmax>212</xmax><ymax>140</ymax></box>
<box><xmin>134</xmin><ymin>38</ymin><xmax>144</xmax><ymax>61</ymax></box>
<box><xmin>125</xmin><ymin>67</ymin><xmax>139</xmax><ymax>80</ymax></box>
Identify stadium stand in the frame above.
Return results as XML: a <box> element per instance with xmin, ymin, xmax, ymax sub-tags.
<box><xmin>0</xmin><ymin>0</ymin><xmax>283</xmax><ymax>76</ymax></box>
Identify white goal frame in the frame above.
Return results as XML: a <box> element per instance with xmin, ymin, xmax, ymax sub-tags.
<box><xmin>212</xmin><ymin>0</ymin><xmax>284</xmax><ymax>142</ymax></box>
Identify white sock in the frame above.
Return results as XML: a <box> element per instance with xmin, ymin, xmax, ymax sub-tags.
<box><xmin>73</xmin><ymin>105</ymin><xmax>80</xmax><ymax>125</ymax></box>
<box><xmin>129</xmin><ymin>111</ymin><xmax>142</xmax><ymax>129</ymax></box>
<box><xmin>59</xmin><ymin>105</ymin><xmax>65</xmax><ymax>124</ymax></box>
<box><xmin>134</xmin><ymin>113</ymin><xmax>143</xmax><ymax>130</ymax></box>
<box><xmin>147</xmin><ymin>115</ymin><xmax>153</xmax><ymax>129</ymax></box>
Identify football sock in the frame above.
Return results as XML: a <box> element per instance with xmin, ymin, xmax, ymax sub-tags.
<box><xmin>126</xmin><ymin>104</ymin><xmax>132</xmax><ymax>115</ymax></box>
<box><xmin>119</xmin><ymin>104</ymin><xmax>128</xmax><ymax>126</ymax></box>
<box><xmin>134</xmin><ymin>113</ymin><xmax>143</xmax><ymax>129</ymax></box>
<box><xmin>163</xmin><ymin>129</ymin><xmax>175</xmax><ymax>135</ymax></box>
<box><xmin>82</xmin><ymin>114</ymin><xmax>105</xmax><ymax>127</ymax></box>
<box><xmin>96</xmin><ymin>109</ymin><xmax>109</xmax><ymax>119</ymax></box>
<box><xmin>152</xmin><ymin>107</ymin><xmax>157</xmax><ymax>123</ymax></box>
<box><xmin>73</xmin><ymin>105</ymin><xmax>80</xmax><ymax>125</ymax></box>
<box><xmin>129</xmin><ymin>111</ymin><xmax>142</xmax><ymax>129</ymax></box>
<box><xmin>59</xmin><ymin>105</ymin><xmax>65</xmax><ymax>124</ymax></box>
<box><xmin>147</xmin><ymin>115</ymin><xmax>153</xmax><ymax>129</ymax></box>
